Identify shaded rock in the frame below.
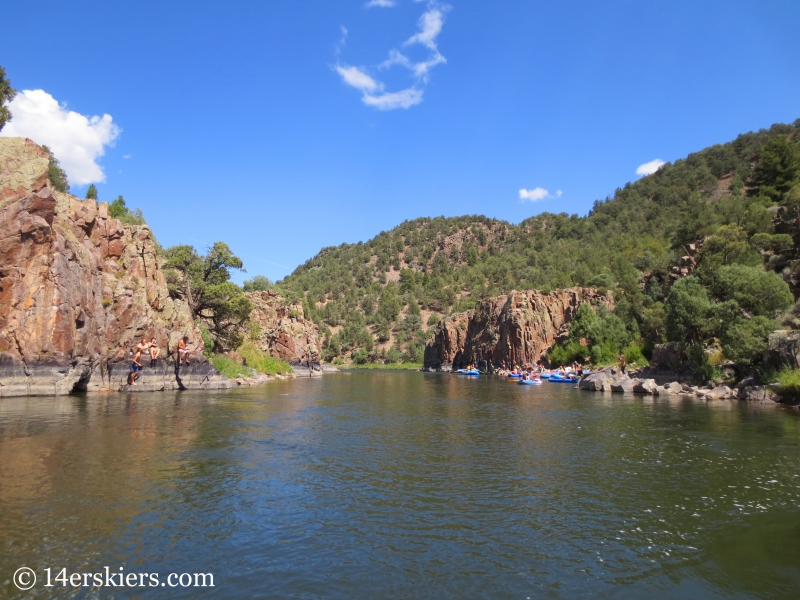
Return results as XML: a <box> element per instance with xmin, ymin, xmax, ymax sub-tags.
<box><xmin>737</xmin><ymin>386</ymin><xmax>779</xmax><ymax>402</ymax></box>
<box><xmin>650</xmin><ymin>342</ymin><xmax>688</xmax><ymax>371</ymax></box>
<box><xmin>424</xmin><ymin>288</ymin><xmax>613</xmax><ymax>371</ymax></box>
<box><xmin>763</xmin><ymin>330</ymin><xmax>800</xmax><ymax>371</ymax></box>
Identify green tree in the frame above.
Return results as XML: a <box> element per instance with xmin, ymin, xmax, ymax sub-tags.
<box><xmin>108</xmin><ymin>195</ymin><xmax>146</xmax><ymax>225</ymax></box>
<box><xmin>40</xmin><ymin>145</ymin><xmax>69</xmax><ymax>192</ymax></box>
<box><xmin>664</xmin><ymin>277</ymin><xmax>713</xmax><ymax>344</ymax></box>
<box><xmin>242</xmin><ymin>275</ymin><xmax>273</xmax><ymax>292</ymax></box>
<box><xmin>754</xmin><ymin>135</ymin><xmax>800</xmax><ymax>201</ymax></box>
<box><xmin>720</xmin><ymin>316</ymin><xmax>776</xmax><ymax>367</ymax></box>
<box><xmin>698</xmin><ymin>224</ymin><xmax>760</xmax><ymax>272</ymax></box>
<box><xmin>0</xmin><ymin>65</ymin><xmax>15</xmax><ymax>132</ymax></box>
<box><xmin>85</xmin><ymin>184</ymin><xmax>98</xmax><ymax>200</ymax></box>
<box><xmin>164</xmin><ymin>242</ymin><xmax>252</xmax><ymax>351</ymax></box>
<box><xmin>709</xmin><ymin>264</ymin><xmax>793</xmax><ymax>318</ymax></box>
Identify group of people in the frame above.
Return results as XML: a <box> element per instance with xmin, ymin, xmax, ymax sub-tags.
<box><xmin>127</xmin><ymin>335</ymin><xmax>193</xmax><ymax>386</ymax></box>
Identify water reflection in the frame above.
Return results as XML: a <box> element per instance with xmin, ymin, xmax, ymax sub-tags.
<box><xmin>0</xmin><ymin>373</ymin><xmax>798</xmax><ymax>599</ymax></box>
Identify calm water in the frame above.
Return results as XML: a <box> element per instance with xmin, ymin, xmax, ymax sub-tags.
<box><xmin>1</xmin><ymin>372</ymin><xmax>799</xmax><ymax>599</ymax></box>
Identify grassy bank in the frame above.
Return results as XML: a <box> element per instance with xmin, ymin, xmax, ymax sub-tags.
<box><xmin>209</xmin><ymin>354</ymin><xmax>253</xmax><ymax>379</ymax></box>
<box><xmin>342</xmin><ymin>363</ymin><xmax>423</xmax><ymax>371</ymax></box>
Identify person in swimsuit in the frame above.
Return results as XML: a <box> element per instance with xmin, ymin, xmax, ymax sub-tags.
<box><xmin>128</xmin><ymin>345</ymin><xmax>143</xmax><ymax>385</ymax></box>
<box><xmin>149</xmin><ymin>337</ymin><xmax>160</xmax><ymax>367</ymax></box>
<box><xmin>177</xmin><ymin>336</ymin><xmax>191</xmax><ymax>365</ymax></box>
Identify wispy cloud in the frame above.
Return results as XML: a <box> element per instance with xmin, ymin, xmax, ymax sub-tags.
<box><xmin>519</xmin><ymin>188</ymin><xmax>562</xmax><ymax>202</ymax></box>
<box><xmin>636</xmin><ymin>158</ymin><xmax>665</xmax><ymax>176</ymax></box>
<box><xmin>334</xmin><ymin>26</ymin><xmax>348</xmax><ymax>55</ymax></box>
<box><xmin>335</xmin><ymin>1</ymin><xmax>449</xmax><ymax>110</ymax></box>
<box><xmin>363</xmin><ymin>88</ymin><xmax>423</xmax><ymax>110</ymax></box>
<box><xmin>0</xmin><ymin>89</ymin><xmax>121</xmax><ymax>185</ymax></box>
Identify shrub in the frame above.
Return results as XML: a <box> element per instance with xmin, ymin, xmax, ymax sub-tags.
<box><xmin>238</xmin><ymin>341</ymin><xmax>293</xmax><ymax>375</ymax></box>
<box><xmin>243</xmin><ymin>275</ymin><xmax>273</xmax><ymax>292</ymax></box>
<box><xmin>385</xmin><ymin>347</ymin><xmax>402</xmax><ymax>364</ymax></box>
<box><xmin>774</xmin><ymin>366</ymin><xmax>800</xmax><ymax>395</ymax></box>
<box><xmin>352</xmin><ymin>348</ymin><xmax>369</xmax><ymax>364</ymax></box>
<box><xmin>209</xmin><ymin>354</ymin><xmax>253</xmax><ymax>379</ymax></box>
<box><xmin>547</xmin><ymin>340</ymin><xmax>586</xmax><ymax>366</ymax></box>
<box><xmin>623</xmin><ymin>343</ymin><xmax>648</xmax><ymax>367</ymax></box>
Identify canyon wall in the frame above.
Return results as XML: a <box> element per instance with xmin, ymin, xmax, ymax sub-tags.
<box><xmin>245</xmin><ymin>290</ymin><xmax>321</xmax><ymax>371</ymax></box>
<box><xmin>423</xmin><ymin>288</ymin><xmax>614</xmax><ymax>371</ymax></box>
<box><xmin>0</xmin><ymin>137</ymin><xmax>231</xmax><ymax>396</ymax></box>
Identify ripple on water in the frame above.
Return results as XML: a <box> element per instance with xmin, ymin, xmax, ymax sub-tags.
<box><xmin>0</xmin><ymin>374</ymin><xmax>798</xmax><ymax>599</ymax></box>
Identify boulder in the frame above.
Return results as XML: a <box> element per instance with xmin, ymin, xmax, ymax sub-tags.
<box><xmin>656</xmin><ymin>381</ymin><xmax>684</xmax><ymax>395</ymax></box>
<box><xmin>578</xmin><ymin>367</ymin><xmax>626</xmax><ymax>392</ymax></box>
<box><xmin>611</xmin><ymin>377</ymin><xmax>636</xmax><ymax>393</ymax></box>
<box><xmin>633</xmin><ymin>378</ymin><xmax>658</xmax><ymax>395</ymax></box>
<box><xmin>705</xmin><ymin>385</ymin><xmax>734</xmax><ymax>400</ymax></box>
<box><xmin>737</xmin><ymin>386</ymin><xmax>779</xmax><ymax>402</ymax></box>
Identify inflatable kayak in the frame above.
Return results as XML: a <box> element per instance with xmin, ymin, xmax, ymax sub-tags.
<box><xmin>518</xmin><ymin>379</ymin><xmax>542</xmax><ymax>385</ymax></box>
<box><xmin>462</xmin><ymin>369</ymin><xmax>481</xmax><ymax>376</ymax></box>
<box><xmin>549</xmin><ymin>376</ymin><xmax>578</xmax><ymax>383</ymax></box>
<box><xmin>507</xmin><ymin>373</ymin><xmax>522</xmax><ymax>378</ymax></box>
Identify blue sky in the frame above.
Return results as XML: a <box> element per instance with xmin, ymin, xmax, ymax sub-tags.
<box><xmin>2</xmin><ymin>0</ymin><xmax>799</xmax><ymax>283</ymax></box>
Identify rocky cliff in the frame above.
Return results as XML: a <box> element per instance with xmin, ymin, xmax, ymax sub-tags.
<box><xmin>423</xmin><ymin>288</ymin><xmax>613</xmax><ymax>371</ymax></box>
<box><xmin>0</xmin><ymin>137</ymin><xmax>231</xmax><ymax>396</ymax></box>
<box><xmin>245</xmin><ymin>290</ymin><xmax>321</xmax><ymax>371</ymax></box>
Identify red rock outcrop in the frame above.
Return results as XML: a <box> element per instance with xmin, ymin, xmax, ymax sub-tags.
<box><xmin>424</xmin><ymin>288</ymin><xmax>614</xmax><ymax>371</ymax></box>
<box><xmin>245</xmin><ymin>290</ymin><xmax>321</xmax><ymax>371</ymax></box>
<box><xmin>0</xmin><ymin>137</ymin><xmax>231</xmax><ymax>396</ymax></box>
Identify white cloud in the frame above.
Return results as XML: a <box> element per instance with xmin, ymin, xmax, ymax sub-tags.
<box><xmin>123</xmin><ymin>154</ymin><xmax>132</xmax><ymax>159</ymax></box>
<box><xmin>0</xmin><ymin>89</ymin><xmax>120</xmax><ymax>185</ymax></box>
<box><xmin>519</xmin><ymin>188</ymin><xmax>550</xmax><ymax>202</ymax></box>
<box><xmin>335</xmin><ymin>1</ymin><xmax>449</xmax><ymax>110</ymax></box>
<box><xmin>405</xmin><ymin>5</ymin><xmax>446</xmax><ymax>50</ymax></box>
<box><xmin>636</xmin><ymin>158</ymin><xmax>666</xmax><ymax>176</ymax></box>
<box><xmin>363</xmin><ymin>88</ymin><xmax>423</xmax><ymax>110</ymax></box>
<box><xmin>335</xmin><ymin>65</ymin><xmax>382</xmax><ymax>93</ymax></box>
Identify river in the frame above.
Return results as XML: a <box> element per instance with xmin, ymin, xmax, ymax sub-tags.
<box><xmin>1</xmin><ymin>371</ymin><xmax>799</xmax><ymax>599</ymax></box>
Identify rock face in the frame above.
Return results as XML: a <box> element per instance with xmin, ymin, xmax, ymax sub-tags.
<box><xmin>0</xmin><ymin>137</ymin><xmax>231</xmax><ymax>396</ymax></box>
<box><xmin>245</xmin><ymin>290</ymin><xmax>321</xmax><ymax>371</ymax></box>
<box><xmin>424</xmin><ymin>288</ymin><xmax>613</xmax><ymax>371</ymax></box>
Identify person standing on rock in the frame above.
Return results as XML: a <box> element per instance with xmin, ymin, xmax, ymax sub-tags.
<box><xmin>128</xmin><ymin>345</ymin><xmax>143</xmax><ymax>385</ymax></box>
<box><xmin>618</xmin><ymin>354</ymin><xmax>627</xmax><ymax>374</ymax></box>
<box><xmin>149</xmin><ymin>337</ymin><xmax>160</xmax><ymax>368</ymax></box>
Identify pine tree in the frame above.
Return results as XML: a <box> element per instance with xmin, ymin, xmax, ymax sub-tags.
<box><xmin>0</xmin><ymin>65</ymin><xmax>16</xmax><ymax>132</ymax></box>
<box><xmin>85</xmin><ymin>184</ymin><xmax>98</xmax><ymax>200</ymax></box>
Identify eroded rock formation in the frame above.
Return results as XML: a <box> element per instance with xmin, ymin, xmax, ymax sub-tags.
<box><xmin>423</xmin><ymin>288</ymin><xmax>613</xmax><ymax>371</ymax></box>
<box><xmin>245</xmin><ymin>290</ymin><xmax>321</xmax><ymax>371</ymax></box>
<box><xmin>0</xmin><ymin>137</ymin><xmax>231</xmax><ymax>396</ymax></box>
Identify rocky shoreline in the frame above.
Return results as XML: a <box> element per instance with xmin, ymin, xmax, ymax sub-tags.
<box><xmin>576</xmin><ymin>366</ymin><xmax>787</xmax><ymax>404</ymax></box>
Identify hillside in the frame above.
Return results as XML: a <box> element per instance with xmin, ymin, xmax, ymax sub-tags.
<box><xmin>279</xmin><ymin>120</ymin><xmax>800</xmax><ymax>369</ymax></box>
